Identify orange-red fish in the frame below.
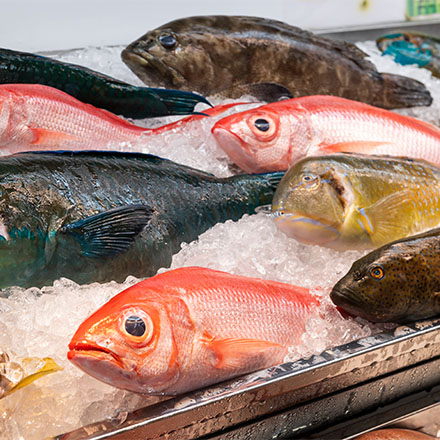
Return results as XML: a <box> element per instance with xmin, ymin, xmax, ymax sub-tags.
<box><xmin>211</xmin><ymin>95</ymin><xmax>440</xmax><ymax>172</ymax></box>
<box><xmin>0</xmin><ymin>84</ymin><xmax>251</xmax><ymax>155</ymax></box>
<box><xmin>68</xmin><ymin>267</ymin><xmax>319</xmax><ymax>395</ymax></box>
<box><xmin>355</xmin><ymin>428</ymin><xmax>437</xmax><ymax>440</ymax></box>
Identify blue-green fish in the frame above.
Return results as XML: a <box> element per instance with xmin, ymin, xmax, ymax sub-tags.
<box><xmin>0</xmin><ymin>151</ymin><xmax>283</xmax><ymax>289</ymax></box>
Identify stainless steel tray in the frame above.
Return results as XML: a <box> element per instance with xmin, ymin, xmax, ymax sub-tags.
<box><xmin>54</xmin><ymin>318</ymin><xmax>440</xmax><ymax>439</ymax></box>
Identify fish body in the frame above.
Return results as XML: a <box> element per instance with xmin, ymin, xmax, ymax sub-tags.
<box><xmin>211</xmin><ymin>95</ymin><xmax>440</xmax><ymax>173</ymax></box>
<box><xmin>0</xmin><ymin>151</ymin><xmax>282</xmax><ymax>289</ymax></box>
<box><xmin>0</xmin><ymin>48</ymin><xmax>209</xmax><ymax>119</ymax></box>
<box><xmin>68</xmin><ymin>266</ymin><xmax>318</xmax><ymax>395</ymax></box>
<box><xmin>355</xmin><ymin>429</ymin><xmax>436</xmax><ymax>440</ymax></box>
<box><xmin>122</xmin><ymin>15</ymin><xmax>432</xmax><ymax>109</ymax></box>
<box><xmin>377</xmin><ymin>31</ymin><xmax>440</xmax><ymax>78</ymax></box>
<box><xmin>330</xmin><ymin>227</ymin><xmax>440</xmax><ymax>323</ymax></box>
<box><xmin>271</xmin><ymin>153</ymin><xmax>440</xmax><ymax>250</ymax></box>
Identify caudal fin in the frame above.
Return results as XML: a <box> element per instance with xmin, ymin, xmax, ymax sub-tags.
<box><xmin>150</xmin><ymin>88</ymin><xmax>212</xmax><ymax>116</ymax></box>
<box><xmin>377</xmin><ymin>73</ymin><xmax>432</xmax><ymax>109</ymax></box>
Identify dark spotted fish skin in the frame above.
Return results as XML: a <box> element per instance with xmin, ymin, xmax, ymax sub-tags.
<box><xmin>122</xmin><ymin>15</ymin><xmax>432</xmax><ymax>109</ymax></box>
<box><xmin>331</xmin><ymin>227</ymin><xmax>440</xmax><ymax>323</ymax></box>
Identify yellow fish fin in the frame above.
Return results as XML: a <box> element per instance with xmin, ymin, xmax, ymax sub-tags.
<box><xmin>6</xmin><ymin>357</ymin><xmax>62</xmax><ymax>396</ymax></box>
<box><xmin>357</xmin><ymin>189</ymin><xmax>414</xmax><ymax>246</ymax></box>
<box><xmin>202</xmin><ymin>335</ymin><xmax>286</xmax><ymax>370</ymax></box>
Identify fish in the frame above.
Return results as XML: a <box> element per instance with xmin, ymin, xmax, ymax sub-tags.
<box><xmin>0</xmin><ymin>349</ymin><xmax>62</xmax><ymax>399</ymax></box>
<box><xmin>0</xmin><ymin>47</ymin><xmax>210</xmax><ymax>119</ymax></box>
<box><xmin>0</xmin><ymin>151</ymin><xmax>283</xmax><ymax>289</ymax></box>
<box><xmin>271</xmin><ymin>152</ymin><xmax>440</xmax><ymax>250</ymax></box>
<box><xmin>330</xmin><ymin>227</ymin><xmax>440</xmax><ymax>323</ymax></box>
<box><xmin>377</xmin><ymin>31</ymin><xmax>440</xmax><ymax>78</ymax></box>
<box><xmin>68</xmin><ymin>266</ymin><xmax>319</xmax><ymax>395</ymax></box>
<box><xmin>122</xmin><ymin>15</ymin><xmax>432</xmax><ymax>109</ymax></box>
<box><xmin>211</xmin><ymin>95</ymin><xmax>440</xmax><ymax>173</ymax></box>
<box><xmin>354</xmin><ymin>428</ymin><xmax>437</xmax><ymax>439</ymax></box>
<box><xmin>0</xmin><ymin>84</ymin><xmax>252</xmax><ymax>156</ymax></box>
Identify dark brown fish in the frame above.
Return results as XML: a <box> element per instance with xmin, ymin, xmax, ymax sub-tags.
<box><xmin>330</xmin><ymin>227</ymin><xmax>440</xmax><ymax>323</ymax></box>
<box><xmin>122</xmin><ymin>15</ymin><xmax>432</xmax><ymax>109</ymax></box>
<box><xmin>355</xmin><ymin>428</ymin><xmax>437</xmax><ymax>440</ymax></box>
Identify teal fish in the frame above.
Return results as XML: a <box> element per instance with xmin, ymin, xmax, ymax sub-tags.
<box><xmin>0</xmin><ymin>151</ymin><xmax>282</xmax><ymax>289</ymax></box>
<box><xmin>377</xmin><ymin>32</ymin><xmax>440</xmax><ymax>78</ymax></box>
<box><xmin>0</xmin><ymin>48</ymin><xmax>210</xmax><ymax>119</ymax></box>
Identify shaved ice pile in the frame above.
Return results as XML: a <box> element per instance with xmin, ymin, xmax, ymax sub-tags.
<box><xmin>0</xmin><ymin>42</ymin><xmax>439</xmax><ymax>439</ymax></box>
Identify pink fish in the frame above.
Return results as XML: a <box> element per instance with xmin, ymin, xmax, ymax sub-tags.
<box><xmin>0</xmin><ymin>84</ymin><xmax>251</xmax><ymax>155</ymax></box>
<box><xmin>211</xmin><ymin>95</ymin><xmax>440</xmax><ymax>172</ymax></box>
<box><xmin>68</xmin><ymin>267</ymin><xmax>319</xmax><ymax>395</ymax></box>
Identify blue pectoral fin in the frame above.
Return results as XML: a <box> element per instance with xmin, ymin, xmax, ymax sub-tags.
<box><xmin>59</xmin><ymin>205</ymin><xmax>154</xmax><ymax>258</ymax></box>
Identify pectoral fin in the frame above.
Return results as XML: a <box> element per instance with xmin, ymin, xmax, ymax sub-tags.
<box><xmin>202</xmin><ymin>334</ymin><xmax>286</xmax><ymax>370</ymax></box>
<box><xmin>321</xmin><ymin>141</ymin><xmax>392</xmax><ymax>154</ymax></box>
<box><xmin>357</xmin><ymin>190</ymin><xmax>414</xmax><ymax>246</ymax></box>
<box><xmin>30</xmin><ymin>128</ymin><xmax>79</xmax><ymax>145</ymax></box>
<box><xmin>59</xmin><ymin>205</ymin><xmax>154</xmax><ymax>258</ymax></box>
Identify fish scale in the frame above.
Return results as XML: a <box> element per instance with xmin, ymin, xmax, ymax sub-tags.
<box><xmin>272</xmin><ymin>153</ymin><xmax>440</xmax><ymax>250</ymax></box>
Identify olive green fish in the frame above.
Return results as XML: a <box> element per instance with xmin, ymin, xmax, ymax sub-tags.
<box><xmin>331</xmin><ymin>227</ymin><xmax>440</xmax><ymax>323</ymax></box>
<box><xmin>377</xmin><ymin>31</ymin><xmax>440</xmax><ymax>79</ymax></box>
<box><xmin>0</xmin><ymin>151</ymin><xmax>282</xmax><ymax>290</ymax></box>
<box><xmin>0</xmin><ymin>48</ymin><xmax>210</xmax><ymax>119</ymax></box>
<box><xmin>271</xmin><ymin>152</ymin><xmax>440</xmax><ymax>250</ymax></box>
<box><xmin>122</xmin><ymin>15</ymin><xmax>432</xmax><ymax>109</ymax></box>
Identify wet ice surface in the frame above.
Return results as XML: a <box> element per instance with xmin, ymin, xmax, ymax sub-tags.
<box><xmin>0</xmin><ymin>42</ymin><xmax>438</xmax><ymax>439</ymax></box>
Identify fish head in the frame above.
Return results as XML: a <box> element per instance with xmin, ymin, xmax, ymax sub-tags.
<box><xmin>121</xmin><ymin>25</ymin><xmax>216</xmax><ymax>92</ymax></box>
<box><xmin>212</xmin><ymin>103</ymin><xmax>308</xmax><ymax>173</ymax></box>
<box><xmin>271</xmin><ymin>157</ymin><xmax>350</xmax><ymax>246</ymax></box>
<box><xmin>330</xmin><ymin>241</ymin><xmax>429</xmax><ymax>323</ymax></box>
<box><xmin>68</xmin><ymin>283</ymin><xmax>191</xmax><ymax>394</ymax></box>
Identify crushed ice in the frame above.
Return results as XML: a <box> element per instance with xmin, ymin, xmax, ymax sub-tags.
<box><xmin>1</xmin><ymin>41</ymin><xmax>438</xmax><ymax>439</ymax></box>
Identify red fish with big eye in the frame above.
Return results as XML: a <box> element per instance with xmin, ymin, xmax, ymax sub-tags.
<box><xmin>68</xmin><ymin>267</ymin><xmax>319</xmax><ymax>395</ymax></box>
<box><xmin>211</xmin><ymin>95</ymin><xmax>440</xmax><ymax>173</ymax></box>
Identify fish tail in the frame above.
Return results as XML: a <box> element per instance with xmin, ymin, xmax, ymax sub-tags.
<box><xmin>375</xmin><ymin>73</ymin><xmax>432</xmax><ymax>109</ymax></box>
<box><xmin>149</xmin><ymin>88</ymin><xmax>212</xmax><ymax>115</ymax></box>
<box><xmin>256</xmin><ymin>171</ymin><xmax>286</xmax><ymax>190</ymax></box>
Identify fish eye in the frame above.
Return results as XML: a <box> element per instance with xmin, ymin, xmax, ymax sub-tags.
<box><xmin>158</xmin><ymin>33</ymin><xmax>177</xmax><ymax>49</ymax></box>
<box><xmin>124</xmin><ymin>315</ymin><xmax>146</xmax><ymax>337</ymax></box>
<box><xmin>254</xmin><ymin>118</ymin><xmax>270</xmax><ymax>132</ymax></box>
<box><xmin>301</xmin><ymin>173</ymin><xmax>320</xmax><ymax>188</ymax></box>
<box><xmin>369</xmin><ymin>265</ymin><xmax>385</xmax><ymax>280</ymax></box>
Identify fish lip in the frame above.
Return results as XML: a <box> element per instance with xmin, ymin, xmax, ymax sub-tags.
<box><xmin>68</xmin><ymin>341</ymin><xmax>124</xmax><ymax>369</ymax></box>
<box><xmin>123</xmin><ymin>47</ymin><xmax>185</xmax><ymax>88</ymax></box>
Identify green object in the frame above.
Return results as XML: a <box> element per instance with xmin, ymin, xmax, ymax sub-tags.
<box><xmin>0</xmin><ymin>151</ymin><xmax>283</xmax><ymax>289</ymax></box>
<box><xmin>0</xmin><ymin>48</ymin><xmax>210</xmax><ymax>119</ymax></box>
<box><xmin>331</xmin><ymin>226</ymin><xmax>440</xmax><ymax>323</ymax></box>
<box><xmin>407</xmin><ymin>0</ymin><xmax>440</xmax><ymax>18</ymax></box>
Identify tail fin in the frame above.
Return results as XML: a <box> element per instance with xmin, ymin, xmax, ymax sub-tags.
<box><xmin>150</xmin><ymin>88</ymin><xmax>212</xmax><ymax>116</ymax></box>
<box><xmin>376</xmin><ymin>73</ymin><xmax>432</xmax><ymax>109</ymax></box>
<box><xmin>257</xmin><ymin>171</ymin><xmax>286</xmax><ymax>190</ymax></box>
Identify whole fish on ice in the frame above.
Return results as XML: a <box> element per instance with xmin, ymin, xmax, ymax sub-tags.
<box><xmin>68</xmin><ymin>266</ymin><xmax>319</xmax><ymax>395</ymax></box>
<box><xmin>0</xmin><ymin>84</ymin><xmax>252</xmax><ymax>155</ymax></box>
<box><xmin>0</xmin><ymin>151</ymin><xmax>282</xmax><ymax>289</ymax></box>
<box><xmin>122</xmin><ymin>15</ymin><xmax>432</xmax><ymax>109</ymax></box>
<box><xmin>271</xmin><ymin>152</ymin><xmax>440</xmax><ymax>250</ymax></box>
<box><xmin>331</xmin><ymin>226</ymin><xmax>440</xmax><ymax>323</ymax></box>
<box><xmin>211</xmin><ymin>95</ymin><xmax>440</xmax><ymax>173</ymax></box>
<box><xmin>0</xmin><ymin>47</ymin><xmax>209</xmax><ymax>119</ymax></box>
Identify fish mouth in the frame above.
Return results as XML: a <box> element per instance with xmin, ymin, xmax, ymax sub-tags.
<box><xmin>122</xmin><ymin>47</ymin><xmax>185</xmax><ymax>89</ymax></box>
<box><xmin>211</xmin><ymin>126</ymin><xmax>268</xmax><ymax>173</ymax></box>
<box><xmin>68</xmin><ymin>341</ymin><xmax>124</xmax><ymax>369</ymax></box>
<box><xmin>273</xmin><ymin>212</ymin><xmax>340</xmax><ymax>246</ymax></box>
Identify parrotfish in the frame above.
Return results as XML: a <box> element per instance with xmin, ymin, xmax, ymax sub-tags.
<box><xmin>331</xmin><ymin>227</ymin><xmax>440</xmax><ymax>323</ymax></box>
<box><xmin>377</xmin><ymin>31</ymin><xmax>440</xmax><ymax>78</ymax></box>
<box><xmin>68</xmin><ymin>266</ymin><xmax>319</xmax><ymax>395</ymax></box>
<box><xmin>0</xmin><ymin>151</ymin><xmax>283</xmax><ymax>289</ymax></box>
<box><xmin>0</xmin><ymin>84</ymin><xmax>251</xmax><ymax>156</ymax></box>
<box><xmin>211</xmin><ymin>95</ymin><xmax>440</xmax><ymax>173</ymax></box>
<box><xmin>122</xmin><ymin>15</ymin><xmax>432</xmax><ymax>109</ymax></box>
<box><xmin>0</xmin><ymin>47</ymin><xmax>209</xmax><ymax>119</ymax></box>
<box><xmin>271</xmin><ymin>152</ymin><xmax>440</xmax><ymax>250</ymax></box>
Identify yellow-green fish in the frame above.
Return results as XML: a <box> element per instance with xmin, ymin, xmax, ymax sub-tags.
<box><xmin>271</xmin><ymin>152</ymin><xmax>440</xmax><ymax>250</ymax></box>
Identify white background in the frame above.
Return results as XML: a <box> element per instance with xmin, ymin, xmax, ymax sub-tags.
<box><xmin>2</xmin><ymin>0</ymin><xmax>407</xmax><ymax>52</ymax></box>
